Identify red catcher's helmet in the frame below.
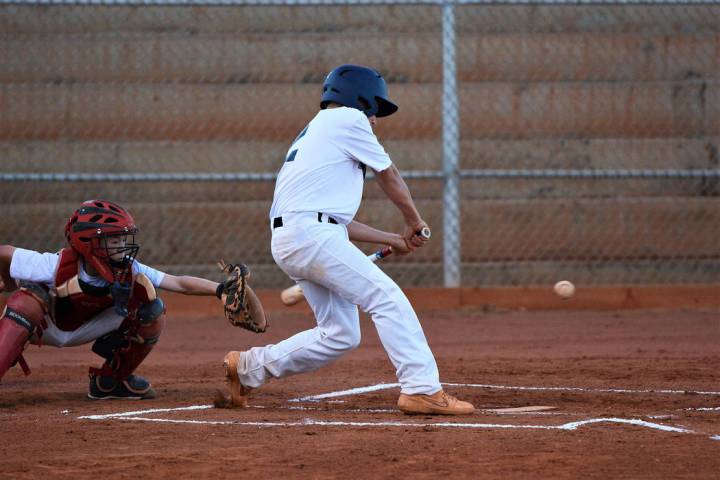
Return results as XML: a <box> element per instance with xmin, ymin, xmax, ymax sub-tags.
<box><xmin>64</xmin><ymin>200</ymin><xmax>139</xmax><ymax>283</ymax></box>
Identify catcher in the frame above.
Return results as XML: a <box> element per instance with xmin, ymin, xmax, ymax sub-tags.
<box><xmin>0</xmin><ymin>200</ymin><xmax>266</xmax><ymax>400</ymax></box>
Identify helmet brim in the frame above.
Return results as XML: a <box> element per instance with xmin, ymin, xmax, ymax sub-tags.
<box><xmin>375</xmin><ymin>97</ymin><xmax>398</xmax><ymax>118</ymax></box>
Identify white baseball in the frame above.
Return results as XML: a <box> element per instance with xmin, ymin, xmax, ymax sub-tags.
<box><xmin>553</xmin><ymin>280</ymin><xmax>575</xmax><ymax>299</ymax></box>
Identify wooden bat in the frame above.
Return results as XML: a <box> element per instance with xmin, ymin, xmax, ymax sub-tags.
<box><xmin>279</xmin><ymin>227</ymin><xmax>431</xmax><ymax>307</ymax></box>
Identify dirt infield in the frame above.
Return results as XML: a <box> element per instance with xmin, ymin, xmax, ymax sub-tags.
<box><xmin>1</xmin><ymin>291</ymin><xmax>718</xmax><ymax>479</ymax></box>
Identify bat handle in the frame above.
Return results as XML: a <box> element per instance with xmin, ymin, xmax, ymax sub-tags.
<box><xmin>415</xmin><ymin>227</ymin><xmax>432</xmax><ymax>240</ymax></box>
<box><xmin>370</xmin><ymin>246</ymin><xmax>394</xmax><ymax>262</ymax></box>
<box><xmin>377</xmin><ymin>246</ymin><xmax>393</xmax><ymax>258</ymax></box>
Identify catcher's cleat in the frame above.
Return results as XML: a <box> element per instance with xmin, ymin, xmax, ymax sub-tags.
<box><xmin>397</xmin><ymin>390</ymin><xmax>475</xmax><ymax>415</ymax></box>
<box><xmin>88</xmin><ymin>373</ymin><xmax>156</xmax><ymax>400</ymax></box>
<box><xmin>214</xmin><ymin>350</ymin><xmax>254</xmax><ymax>408</ymax></box>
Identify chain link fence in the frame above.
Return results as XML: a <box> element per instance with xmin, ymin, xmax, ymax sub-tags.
<box><xmin>1</xmin><ymin>0</ymin><xmax>718</xmax><ymax>288</ymax></box>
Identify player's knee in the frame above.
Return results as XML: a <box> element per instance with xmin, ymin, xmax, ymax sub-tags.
<box><xmin>324</xmin><ymin>324</ymin><xmax>361</xmax><ymax>352</ymax></box>
<box><xmin>370</xmin><ymin>284</ymin><xmax>414</xmax><ymax>317</ymax></box>
<box><xmin>4</xmin><ymin>285</ymin><xmax>48</xmax><ymax>333</ymax></box>
<box><xmin>136</xmin><ymin>298</ymin><xmax>165</xmax><ymax>327</ymax></box>
<box><xmin>133</xmin><ymin>298</ymin><xmax>165</xmax><ymax>341</ymax></box>
<box><xmin>345</xmin><ymin>329</ymin><xmax>362</xmax><ymax>351</ymax></box>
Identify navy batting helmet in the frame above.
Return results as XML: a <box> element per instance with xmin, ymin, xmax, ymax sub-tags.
<box><xmin>320</xmin><ymin>64</ymin><xmax>398</xmax><ymax>118</ymax></box>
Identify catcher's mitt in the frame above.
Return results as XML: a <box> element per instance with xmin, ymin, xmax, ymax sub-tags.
<box><xmin>216</xmin><ymin>260</ymin><xmax>268</xmax><ymax>333</ymax></box>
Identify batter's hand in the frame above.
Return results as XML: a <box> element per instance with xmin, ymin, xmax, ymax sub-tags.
<box><xmin>404</xmin><ymin>220</ymin><xmax>430</xmax><ymax>249</ymax></box>
<box><xmin>387</xmin><ymin>234</ymin><xmax>412</xmax><ymax>256</ymax></box>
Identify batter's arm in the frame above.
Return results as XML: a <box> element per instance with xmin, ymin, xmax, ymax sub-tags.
<box><xmin>347</xmin><ymin>221</ymin><xmax>410</xmax><ymax>254</ymax></box>
<box><xmin>0</xmin><ymin>245</ymin><xmax>18</xmax><ymax>293</ymax></box>
<box><xmin>374</xmin><ymin>165</ymin><xmax>430</xmax><ymax>248</ymax></box>
<box><xmin>159</xmin><ymin>274</ymin><xmax>219</xmax><ymax>296</ymax></box>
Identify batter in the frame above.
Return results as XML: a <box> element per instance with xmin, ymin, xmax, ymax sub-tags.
<box><xmin>219</xmin><ymin>64</ymin><xmax>474</xmax><ymax>415</ymax></box>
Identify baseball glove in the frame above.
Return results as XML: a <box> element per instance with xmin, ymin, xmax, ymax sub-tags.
<box><xmin>216</xmin><ymin>260</ymin><xmax>268</xmax><ymax>333</ymax></box>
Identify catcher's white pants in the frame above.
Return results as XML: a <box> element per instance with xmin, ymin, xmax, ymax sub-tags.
<box><xmin>239</xmin><ymin>213</ymin><xmax>441</xmax><ymax>395</ymax></box>
<box><xmin>31</xmin><ymin>308</ymin><xmax>124</xmax><ymax>348</ymax></box>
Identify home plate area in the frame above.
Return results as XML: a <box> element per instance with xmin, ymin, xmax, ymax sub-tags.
<box><xmin>79</xmin><ymin>381</ymin><xmax>720</xmax><ymax>442</ymax></box>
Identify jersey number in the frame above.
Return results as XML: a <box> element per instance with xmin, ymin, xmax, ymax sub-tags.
<box><xmin>285</xmin><ymin>125</ymin><xmax>309</xmax><ymax>162</ymax></box>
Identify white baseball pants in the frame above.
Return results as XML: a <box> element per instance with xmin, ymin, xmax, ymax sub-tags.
<box><xmin>31</xmin><ymin>308</ymin><xmax>124</xmax><ymax>347</ymax></box>
<box><xmin>238</xmin><ymin>213</ymin><xmax>441</xmax><ymax>395</ymax></box>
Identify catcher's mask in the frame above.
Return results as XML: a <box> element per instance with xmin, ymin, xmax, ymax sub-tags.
<box><xmin>65</xmin><ymin>200</ymin><xmax>140</xmax><ymax>284</ymax></box>
<box><xmin>320</xmin><ymin>64</ymin><xmax>398</xmax><ymax>118</ymax></box>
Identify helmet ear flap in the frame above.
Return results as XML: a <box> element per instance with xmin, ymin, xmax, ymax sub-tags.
<box><xmin>357</xmin><ymin>96</ymin><xmax>371</xmax><ymax>112</ymax></box>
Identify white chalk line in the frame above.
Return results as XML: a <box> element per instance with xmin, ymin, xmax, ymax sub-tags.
<box><xmin>444</xmin><ymin>383</ymin><xmax>720</xmax><ymax>397</ymax></box>
<box><xmin>684</xmin><ymin>406</ymin><xmax>720</xmax><ymax>412</ymax></box>
<box><xmin>78</xmin><ymin>403</ymin><xmax>575</xmax><ymax>420</ymax></box>
<box><xmin>78</xmin><ymin>404</ymin><xmax>400</xmax><ymax>420</ymax></box>
<box><xmin>77</xmin><ymin>382</ymin><xmax>720</xmax><ymax>439</ymax></box>
<box><xmin>289</xmin><ymin>383</ymin><xmax>400</xmax><ymax>402</ymax></box>
<box><xmin>80</xmin><ymin>414</ymin><xmax>692</xmax><ymax>434</ymax></box>
<box><xmin>79</xmin><ymin>404</ymin><xmax>213</xmax><ymax>420</ymax></box>
<box><xmin>290</xmin><ymin>382</ymin><xmax>720</xmax><ymax>403</ymax></box>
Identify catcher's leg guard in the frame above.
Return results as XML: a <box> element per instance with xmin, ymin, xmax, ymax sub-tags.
<box><xmin>88</xmin><ymin>275</ymin><xmax>165</xmax><ymax>399</ymax></box>
<box><xmin>0</xmin><ymin>287</ymin><xmax>49</xmax><ymax>380</ymax></box>
<box><xmin>90</xmin><ymin>298</ymin><xmax>165</xmax><ymax>381</ymax></box>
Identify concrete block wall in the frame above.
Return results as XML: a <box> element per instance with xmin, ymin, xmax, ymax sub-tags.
<box><xmin>1</xmin><ymin>3</ymin><xmax>718</xmax><ymax>286</ymax></box>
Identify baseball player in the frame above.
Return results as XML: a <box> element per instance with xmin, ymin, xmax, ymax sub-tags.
<box><xmin>0</xmin><ymin>200</ymin><xmax>245</xmax><ymax>400</ymax></box>
<box><xmin>217</xmin><ymin>64</ymin><xmax>474</xmax><ymax>415</ymax></box>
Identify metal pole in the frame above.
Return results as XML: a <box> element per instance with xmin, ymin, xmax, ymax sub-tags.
<box><xmin>441</xmin><ymin>0</ymin><xmax>460</xmax><ymax>287</ymax></box>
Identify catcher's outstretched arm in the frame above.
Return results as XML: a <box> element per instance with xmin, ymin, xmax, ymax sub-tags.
<box><xmin>159</xmin><ymin>274</ymin><xmax>219</xmax><ymax>296</ymax></box>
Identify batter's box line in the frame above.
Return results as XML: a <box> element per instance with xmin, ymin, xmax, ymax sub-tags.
<box><xmin>77</xmin><ymin>404</ymin><xmax>406</xmax><ymax>420</ymax></box>
<box><xmin>288</xmin><ymin>381</ymin><xmax>720</xmax><ymax>403</ymax></box>
<box><xmin>78</xmin><ymin>412</ymin><xmax>701</xmax><ymax>437</ymax></box>
<box><xmin>76</xmin><ymin>382</ymin><xmax>720</xmax><ymax>441</ymax></box>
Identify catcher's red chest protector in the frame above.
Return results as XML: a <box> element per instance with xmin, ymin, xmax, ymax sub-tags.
<box><xmin>53</xmin><ymin>248</ymin><xmax>118</xmax><ymax>331</ymax></box>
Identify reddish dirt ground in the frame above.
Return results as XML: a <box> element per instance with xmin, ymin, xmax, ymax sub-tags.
<box><xmin>1</xmin><ymin>292</ymin><xmax>719</xmax><ymax>479</ymax></box>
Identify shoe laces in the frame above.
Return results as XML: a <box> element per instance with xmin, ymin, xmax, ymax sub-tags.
<box><xmin>440</xmin><ymin>391</ymin><xmax>460</xmax><ymax>405</ymax></box>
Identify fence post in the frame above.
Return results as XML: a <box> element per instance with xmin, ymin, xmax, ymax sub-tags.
<box><xmin>442</xmin><ymin>0</ymin><xmax>460</xmax><ymax>287</ymax></box>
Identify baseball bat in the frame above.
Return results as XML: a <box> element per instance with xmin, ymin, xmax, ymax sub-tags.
<box><xmin>280</xmin><ymin>227</ymin><xmax>431</xmax><ymax>307</ymax></box>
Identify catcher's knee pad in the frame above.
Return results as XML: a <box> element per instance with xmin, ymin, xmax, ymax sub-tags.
<box><xmin>91</xmin><ymin>309</ymin><xmax>165</xmax><ymax>381</ymax></box>
<box><xmin>137</xmin><ymin>298</ymin><xmax>165</xmax><ymax>328</ymax></box>
<box><xmin>132</xmin><ymin>298</ymin><xmax>165</xmax><ymax>346</ymax></box>
<box><xmin>0</xmin><ymin>287</ymin><xmax>49</xmax><ymax>379</ymax></box>
<box><xmin>92</xmin><ymin>299</ymin><xmax>165</xmax><ymax>362</ymax></box>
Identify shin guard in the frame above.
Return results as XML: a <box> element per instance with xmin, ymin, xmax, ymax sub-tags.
<box><xmin>111</xmin><ymin>298</ymin><xmax>165</xmax><ymax>380</ymax></box>
<box><xmin>90</xmin><ymin>276</ymin><xmax>165</xmax><ymax>381</ymax></box>
<box><xmin>0</xmin><ymin>289</ymin><xmax>48</xmax><ymax>380</ymax></box>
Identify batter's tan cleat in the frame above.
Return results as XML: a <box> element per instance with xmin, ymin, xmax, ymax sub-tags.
<box><xmin>397</xmin><ymin>390</ymin><xmax>475</xmax><ymax>415</ymax></box>
<box><xmin>213</xmin><ymin>350</ymin><xmax>254</xmax><ymax>409</ymax></box>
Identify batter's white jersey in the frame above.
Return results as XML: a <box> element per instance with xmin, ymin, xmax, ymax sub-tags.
<box><xmin>269</xmin><ymin>107</ymin><xmax>392</xmax><ymax>225</ymax></box>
